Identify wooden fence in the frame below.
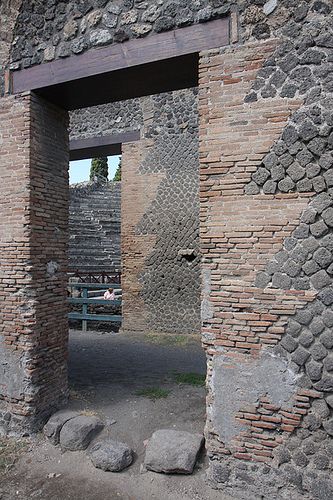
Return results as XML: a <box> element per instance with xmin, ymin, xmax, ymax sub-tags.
<box><xmin>68</xmin><ymin>282</ymin><xmax>122</xmax><ymax>331</ymax></box>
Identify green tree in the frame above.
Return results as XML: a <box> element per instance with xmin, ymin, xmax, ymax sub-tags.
<box><xmin>113</xmin><ymin>157</ymin><xmax>122</xmax><ymax>181</ymax></box>
<box><xmin>90</xmin><ymin>157</ymin><xmax>108</xmax><ymax>181</ymax></box>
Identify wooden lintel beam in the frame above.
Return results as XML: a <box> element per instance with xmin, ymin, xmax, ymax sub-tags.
<box><xmin>12</xmin><ymin>18</ymin><xmax>230</xmax><ymax>94</ymax></box>
<box><xmin>69</xmin><ymin>130</ymin><xmax>140</xmax><ymax>160</ymax></box>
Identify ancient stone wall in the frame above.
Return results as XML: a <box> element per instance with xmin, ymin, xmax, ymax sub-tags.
<box><xmin>10</xmin><ymin>0</ymin><xmax>231</xmax><ymax>70</ymax></box>
<box><xmin>199</xmin><ymin>2</ymin><xmax>333</xmax><ymax>498</ymax></box>
<box><xmin>1</xmin><ymin>1</ymin><xmax>333</xmax><ymax>497</ymax></box>
<box><xmin>70</xmin><ymin>89</ymin><xmax>201</xmax><ymax>335</ymax></box>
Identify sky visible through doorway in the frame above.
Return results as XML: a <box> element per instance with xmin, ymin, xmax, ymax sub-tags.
<box><xmin>69</xmin><ymin>155</ymin><xmax>120</xmax><ymax>184</ymax></box>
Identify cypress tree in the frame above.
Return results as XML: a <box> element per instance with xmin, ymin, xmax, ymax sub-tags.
<box><xmin>113</xmin><ymin>157</ymin><xmax>122</xmax><ymax>181</ymax></box>
<box><xmin>90</xmin><ymin>157</ymin><xmax>108</xmax><ymax>181</ymax></box>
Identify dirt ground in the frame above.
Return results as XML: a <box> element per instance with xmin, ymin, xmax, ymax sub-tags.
<box><xmin>1</xmin><ymin>330</ymin><xmax>231</xmax><ymax>500</ymax></box>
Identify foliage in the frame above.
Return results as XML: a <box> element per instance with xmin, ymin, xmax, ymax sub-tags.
<box><xmin>113</xmin><ymin>157</ymin><xmax>122</xmax><ymax>181</ymax></box>
<box><xmin>136</xmin><ymin>387</ymin><xmax>170</xmax><ymax>400</ymax></box>
<box><xmin>174</xmin><ymin>372</ymin><xmax>206</xmax><ymax>387</ymax></box>
<box><xmin>0</xmin><ymin>437</ymin><xmax>28</xmax><ymax>474</ymax></box>
<box><xmin>90</xmin><ymin>157</ymin><xmax>108</xmax><ymax>181</ymax></box>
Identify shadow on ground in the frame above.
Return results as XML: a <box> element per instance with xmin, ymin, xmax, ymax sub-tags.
<box><xmin>0</xmin><ymin>330</ymin><xmax>231</xmax><ymax>500</ymax></box>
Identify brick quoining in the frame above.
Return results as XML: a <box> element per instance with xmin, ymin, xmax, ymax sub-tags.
<box><xmin>0</xmin><ymin>1</ymin><xmax>333</xmax><ymax>498</ymax></box>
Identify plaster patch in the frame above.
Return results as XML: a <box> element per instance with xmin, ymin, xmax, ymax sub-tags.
<box><xmin>201</xmin><ymin>268</ymin><xmax>214</xmax><ymax>322</ymax></box>
<box><xmin>211</xmin><ymin>349</ymin><xmax>298</xmax><ymax>446</ymax></box>
<box><xmin>0</xmin><ymin>338</ymin><xmax>25</xmax><ymax>400</ymax></box>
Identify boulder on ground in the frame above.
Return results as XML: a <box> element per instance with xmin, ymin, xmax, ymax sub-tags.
<box><xmin>44</xmin><ymin>410</ymin><xmax>79</xmax><ymax>445</ymax></box>
<box><xmin>89</xmin><ymin>439</ymin><xmax>133</xmax><ymax>472</ymax></box>
<box><xmin>59</xmin><ymin>415</ymin><xmax>104</xmax><ymax>451</ymax></box>
<box><xmin>144</xmin><ymin>429</ymin><xmax>204</xmax><ymax>474</ymax></box>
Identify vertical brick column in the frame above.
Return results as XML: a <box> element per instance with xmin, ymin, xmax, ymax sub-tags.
<box><xmin>198</xmin><ymin>41</ymin><xmax>316</xmax><ymax>479</ymax></box>
<box><xmin>0</xmin><ymin>92</ymin><xmax>69</xmax><ymax>435</ymax></box>
<box><xmin>121</xmin><ymin>139</ymin><xmax>164</xmax><ymax>333</ymax></box>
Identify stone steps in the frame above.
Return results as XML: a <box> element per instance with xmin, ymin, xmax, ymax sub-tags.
<box><xmin>69</xmin><ymin>181</ymin><xmax>121</xmax><ymax>274</ymax></box>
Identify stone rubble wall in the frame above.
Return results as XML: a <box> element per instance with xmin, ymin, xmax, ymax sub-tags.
<box><xmin>10</xmin><ymin>0</ymin><xmax>233</xmax><ymax>70</ymax></box>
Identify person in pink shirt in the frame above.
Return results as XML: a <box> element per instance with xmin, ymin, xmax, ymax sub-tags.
<box><xmin>103</xmin><ymin>287</ymin><xmax>115</xmax><ymax>300</ymax></box>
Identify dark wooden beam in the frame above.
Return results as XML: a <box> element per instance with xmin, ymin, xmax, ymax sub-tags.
<box><xmin>12</xmin><ymin>18</ymin><xmax>229</xmax><ymax>94</ymax></box>
<box><xmin>35</xmin><ymin>53</ymin><xmax>199</xmax><ymax>110</ymax></box>
<box><xmin>69</xmin><ymin>131</ymin><xmax>140</xmax><ymax>160</ymax></box>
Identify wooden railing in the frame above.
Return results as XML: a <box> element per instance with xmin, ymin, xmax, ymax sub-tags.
<box><xmin>68</xmin><ymin>283</ymin><xmax>122</xmax><ymax>332</ymax></box>
<box><xmin>68</xmin><ymin>270</ymin><xmax>121</xmax><ymax>284</ymax></box>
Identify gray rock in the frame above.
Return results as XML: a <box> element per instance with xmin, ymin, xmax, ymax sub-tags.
<box><xmin>299</xmin><ymin>120</ymin><xmax>319</xmax><ymax>142</ymax></box>
<box><xmin>297</xmin><ymin>148</ymin><xmax>313</xmax><ymax>167</ymax></box>
<box><xmin>297</xmin><ymin>178</ymin><xmax>313</xmax><ymax>192</ymax></box>
<box><xmin>271</xmin><ymin>165</ymin><xmax>285</xmax><ymax>181</ymax></box>
<box><xmin>287</xmin><ymin>162</ymin><xmax>305</xmax><ymax>182</ymax></box>
<box><xmin>326</xmin><ymin>395</ymin><xmax>333</xmax><ymax>408</ymax></box>
<box><xmin>280</xmin><ymin>334</ymin><xmax>298</xmax><ymax>353</ymax></box>
<box><xmin>245</xmin><ymin>181</ymin><xmax>260</xmax><ymax>195</ymax></box>
<box><xmin>144</xmin><ymin>430</ymin><xmax>204</xmax><ymax>474</ymax></box>
<box><xmin>318</xmin><ymin>286</ymin><xmax>333</xmax><ymax>305</ymax></box>
<box><xmin>283</xmin><ymin>259</ymin><xmax>301</xmax><ymax>277</ymax></box>
<box><xmin>322</xmin><ymin>309</ymin><xmax>333</xmax><ymax>327</ymax></box>
<box><xmin>284</xmin><ymin>237</ymin><xmax>297</xmax><ymax>251</ymax></box>
<box><xmin>310</xmin><ymin>270</ymin><xmax>331</xmax><ymax>290</ymax></box>
<box><xmin>302</xmin><ymin>260</ymin><xmax>320</xmax><ymax>276</ymax></box>
<box><xmin>292</xmin><ymin>450</ymin><xmax>309</xmax><ymax>468</ymax></box>
<box><xmin>280</xmin><ymin>152</ymin><xmax>294</xmax><ymax>168</ymax></box>
<box><xmin>312</xmin><ymin>176</ymin><xmax>326</xmax><ymax>193</ymax></box>
<box><xmin>309</xmin><ymin>317</ymin><xmax>325</xmax><ymax>335</ymax></box>
<box><xmin>315</xmin><ymin>374</ymin><xmax>333</xmax><ymax>392</ymax></box>
<box><xmin>255</xmin><ymin>272</ymin><xmax>271</xmax><ymax>288</ymax></box>
<box><xmin>313</xmin><ymin>247</ymin><xmax>332</xmax><ymax>268</ymax></box>
<box><xmin>89</xmin><ymin>439</ymin><xmax>133</xmax><ymax>472</ymax></box>
<box><xmin>263</xmin><ymin>152</ymin><xmax>278</xmax><ymax>169</ymax></box>
<box><xmin>305</xmin><ymin>359</ymin><xmax>323</xmax><ymax>381</ymax></box>
<box><xmin>312</xmin><ymin>399</ymin><xmax>330</xmax><ymax>418</ymax></box>
<box><xmin>310</xmin><ymin>193</ymin><xmax>333</xmax><ymax>214</ymax></box>
<box><xmin>310</xmin><ymin>220</ymin><xmax>329</xmax><ymax>237</ymax></box>
<box><xmin>299</xmin><ymin>330</ymin><xmax>314</xmax><ymax>347</ymax></box>
<box><xmin>44</xmin><ymin>410</ymin><xmax>79</xmax><ymax>445</ymax></box>
<box><xmin>293</xmin><ymin>223</ymin><xmax>309</xmax><ymax>239</ymax></box>
<box><xmin>310</xmin><ymin>342</ymin><xmax>327</xmax><ymax>361</ymax></box>
<box><xmin>60</xmin><ymin>415</ymin><xmax>104</xmax><ymax>451</ymax></box>
<box><xmin>306</xmin><ymin>163</ymin><xmax>321</xmax><ymax>179</ymax></box>
<box><xmin>278</xmin><ymin>176</ymin><xmax>295</xmax><ymax>193</ymax></box>
<box><xmin>291</xmin><ymin>346</ymin><xmax>310</xmax><ymax>366</ymax></box>
<box><xmin>252</xmin><ymin>167</ymin><xmax>270</xmax><ymax>186</ymax></box>
<box><xmin>322</xmin><ymin>207</ymin><xmax>333</xmax><ymax>227</ymax></box>
<box><xmin>323</xmin><ymin>418</ymin><xmax>333</xmax><ymax>436</ymax></box>
<box><xmin>324</xmin><ymin>169</ymin><xmax>333</xmax><ymax>187</ymax></box>
<box><xmin>295</xmin><ymin>309</ymin><xmax>313</xmax><ymax>325</ymax></box>
<box><xmin>320</xmin><ymin>330</ymin><xmax>333</xmax><ymax>349</ymax></box>
<box><xmin>319</xmin><ymin>152</ymin><xmax>333</xmax><ymax>170</ymax></box>
<box><xmin>263</xmin><ymin>180</ymin><xmax>277</xmax><ymax>194</ymax></box>
<box><xmin>272</xmin><ymin>272</ymin><xmax>291</xmax><ymax>289</ymax></box>
<box><xmin>287</xmin><ymin>319</ymin><xmax>302</xmax><ymax>336</ymax></box>
<box><xmin>301</xmin><ymin>207</ymin><xmax>317</xmax><ymax>224</ymax></box>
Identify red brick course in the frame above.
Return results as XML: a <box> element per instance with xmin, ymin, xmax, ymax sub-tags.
<box><xmin>198</xmin><ymin>41</ymin><xmax>317</xmax><ymax>463</ymax></box>
<box><xmin>0</xmin><ymin>92</ymin><xmax>69</xmax><ymax>432</ymax></box>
